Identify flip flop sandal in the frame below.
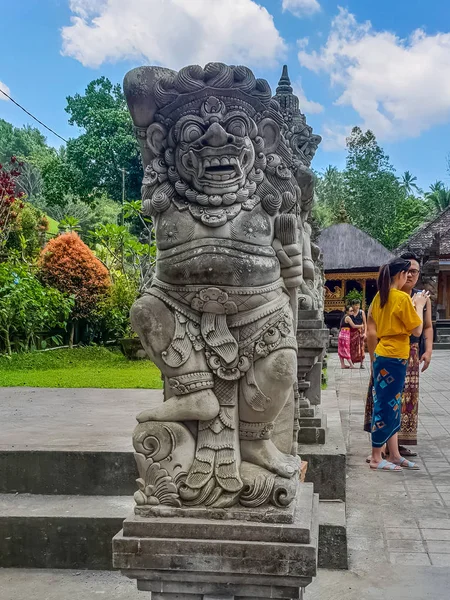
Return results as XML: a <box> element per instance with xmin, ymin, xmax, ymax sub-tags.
<box><xmin>370</xmin><ymin>459</ymin><xmax>403</xmax><ymax>472</ymax></box>
<box><xmin>366</xmin><ymin>452</ymin><xmax>386</xmax><ymax>464</ymax></box>
<box><xmin>399</xmin><ymin>446</ymin><xmax>418</xmax><ymax>457</ymax></box>
<box><xmin>393</xmin><ymin>457</ymin><xmax>420</xmax><ymax>470</ymax></box>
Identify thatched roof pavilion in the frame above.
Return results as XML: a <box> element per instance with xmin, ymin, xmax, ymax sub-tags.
<box><xmin>398</xmin><ymin>206</ymin><xmax>450</xmax><ymax>323</ymax></box>
<box><xmin>318</xmin><ymin>224</ymin><xmax>393</xmax><ymax>324</ymax></box>
<box><xmin>319</xmin><ymin>224</ymin><xmax>394</xmax><ymax>272</ymax></box>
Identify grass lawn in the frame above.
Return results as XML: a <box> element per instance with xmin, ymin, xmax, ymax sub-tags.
<box><xmin>46</xmin><ymin>216</ymin><xmax>59</xmax><ymax>235</ymax></box>
<box><xmin>0</xmin><ymin>346</ymin><xmax>163</xmax><ymax>389</ymax></box>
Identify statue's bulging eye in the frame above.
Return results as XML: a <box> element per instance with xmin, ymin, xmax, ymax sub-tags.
<box><xmin>182</xmin><ymin>123</ymin><xmax>203</xmax><ymax>142</ymax></box>
<box><xmin>226</xmin><ymin>118</ymin><xmax>247</xmax><ymax>138</ymax></box>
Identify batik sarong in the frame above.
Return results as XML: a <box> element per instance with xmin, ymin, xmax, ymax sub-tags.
<box><xmin>398</xmin><ymin>343</ymin><xmax>420</xmax><ymax>446</ymax></box>
<box><xmin>364</xmin><ymin>344</ymin><xmax>419</xmax><ymax>445</ymax></box>
<box><xmin>371</xmin><ymin>355</ymin><xmax>408</xmax><ymax>448</ymax></box>
<box><xmin>363</xmin><ymin>374</ymin><xmax>374</xmax><ymax>434</ymax></box>
<box><xmin>338</xmin><ymin>328</ymin><xmax>351</xmax><ymax>361</ymax></box>
<box><xmin>350</xmin><ymin>329</ymin><xmax>365</xmax><ymax>364</ymax></box>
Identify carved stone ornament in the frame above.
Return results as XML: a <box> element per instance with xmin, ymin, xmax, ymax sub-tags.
<box><xmin>123</xmin><ymin>61</ymin><xmax>320</xmax><ymax>510</ymax></box>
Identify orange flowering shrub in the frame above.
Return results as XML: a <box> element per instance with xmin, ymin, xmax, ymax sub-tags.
<box><xmin>39</xmin><ymin>232</ymin><xmax>111</xmax><ymax>321</ymax></box>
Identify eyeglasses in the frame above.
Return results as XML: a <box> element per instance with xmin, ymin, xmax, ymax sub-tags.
<box><xmin>407</xmin><ymin>269</ymin><xmax>420</xmax><ymax>276</ymax></box>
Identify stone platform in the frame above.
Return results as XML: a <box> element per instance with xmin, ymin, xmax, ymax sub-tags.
<box><xmin>113</xmin><ymin>483</ymin><xmax>319</xmax><ymax>599</ymax></box>
<box><xmin>0</xmin><ymin>386</ymin><xmax>347</xmax><ymax>572</ymax></box>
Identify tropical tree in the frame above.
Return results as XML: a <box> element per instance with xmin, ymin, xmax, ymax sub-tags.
<box><xmin>0</xmin><ymin>119</ymin><xmax>47</xmax><ymax>164</ymax></box>
<box><xmin>39</xmin><ymin>232</ymin><xmax>111</xmax><ymax>346</ymax></box>
<box><xmin>30</xmin><ymin>146</ymin><xmax>80</xmax><ymax>208</ymax></box>
<box><xmin>314</xmin><ymin>166</ymin><xmax>347</xmax><ymax>228</ymax></box>
<box><xmin>65</xmin><ymin>77</ymin><xmax>142</xmax><ymax>202</ymax></box>
<box><xmin>425</xmin><ymin>181</ymin><xmax>450</xmax><ymax>214</ymax></box>
<box><xmin>0</xmin><ymin>263</ymin><xmax>73</xmax><ymax>354</ymax></box>
<box><xmin>343</xmin><ymin>127</ymin><xmax>429</xmax><ymax>249</ymax></box>
<box><xmin>0</xmin><ymin>158</ymin><xmax>26</xmax><ymax>251</ymax></box>
<box><xmin>400</xmin><ymin>170</ymin><xmax>422</xmax><ymax>196</ymax></box>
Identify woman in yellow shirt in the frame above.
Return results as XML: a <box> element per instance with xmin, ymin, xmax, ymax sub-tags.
<box><xmin>367</xmin><ymin>258</ymin><xmax>428</xmax><ymax>472</ymax></box>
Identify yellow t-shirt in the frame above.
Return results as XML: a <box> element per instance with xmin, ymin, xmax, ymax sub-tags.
<box><xmin>370</xmin><ymin>289</ymin><xmax>422</xmax><ymax>360</ymax></box>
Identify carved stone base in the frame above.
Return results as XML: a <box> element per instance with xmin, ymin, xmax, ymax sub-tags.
<box><xmin>113</xmin><ymin>483</ymin><xmax>318</xmax><ymax>600</ymax></box>
<box><xmin>296</xmin><ymin>316</ymin><xmax>329</xmax><ymax>447</ymax></box>
<box><xmin>306</xmin><ymin>361</ymin><xmax>323</xmax><ymax>406</ymax></box>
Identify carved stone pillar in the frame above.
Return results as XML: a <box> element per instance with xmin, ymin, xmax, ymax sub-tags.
<box><xmin>296</xmin><ymin>310</ymin><xmax>329</xmax><ymax>445</ymax></box>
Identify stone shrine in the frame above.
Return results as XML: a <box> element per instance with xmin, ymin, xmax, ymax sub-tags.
<box><xmin>113</xmin><ymin>62</ymin><xmax>325</xmax><ymax>600</ymax></box>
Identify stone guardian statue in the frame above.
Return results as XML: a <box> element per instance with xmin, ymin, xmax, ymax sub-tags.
<box><xmin>124</xmin><ymin>63</ymin><xmax>308</xmax><ymax>510</ymax></box>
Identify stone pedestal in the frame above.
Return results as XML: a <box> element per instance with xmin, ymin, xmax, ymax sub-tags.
<box><xmin>297</xmin><ymin>311</ymin><xmax>329</xmax><ymax>445</ymax></box>
<box><xmin>113</xmin><ymin>483</ymin><xmax>319</xmax><ymax>600</ymax></box>
<box><xmin>306</xmin><ymin>360</ymin><xmax>322</xmax><ymax>407</ymax></box>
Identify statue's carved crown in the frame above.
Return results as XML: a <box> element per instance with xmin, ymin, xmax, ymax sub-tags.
<box><xmin>153</xmin><ymin>63</ymin><xmax>272</xmax><ymax>124</ymax></box>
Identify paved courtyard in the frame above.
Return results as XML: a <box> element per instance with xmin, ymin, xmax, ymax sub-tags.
<box><xmin>334</xmin><ymin>348</ymin><xmax>450</xmax><ymax>570</ymax></box>
<box><xmin>307</xmin><ymin>348</ymin><xmax>450</xmax><ymax>599</ymax></box>
<box><xmin>0</xmin><ymin>350</ymin><xmax>449</xmax><ymax>598</ymax></box>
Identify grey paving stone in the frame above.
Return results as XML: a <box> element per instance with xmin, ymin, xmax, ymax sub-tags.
<box><xmin>389</xmin><ymin>553</ymin><xmax>431</xmax><ymax>566</ymax></box>
<box><xmin>439</xmin><ymin>493</ymin><xmax>450</xmax><ymax>506</ymax></box>
<box><xmin>421</xmin><ymin>529</ymin><xmax>450</xmax><ymax>541</ymax></box>
<box><xmin>429</xmin><ymin>554</ymin><xmax>450</xmax><ymax>566</ymax></box>
<box><xmin>418</xmin><ymin>518</ymin><xmax>450</xmax><ymax>530</ymax></box>
<box><xmin>426</xmin><ymin>540</ymin><xmax>450</xmax><ymax>553</ymax></box>
<box><xmin>387</xmin><ymin>539</ymin><xmax>426</xmax><ymax>552</ymax></box>
<box><xmin>385</xmin><ymin>528</ymin><xmax>422</xmax><ymax>541</ymax></box>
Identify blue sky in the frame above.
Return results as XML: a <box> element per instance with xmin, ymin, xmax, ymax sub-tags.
<box><xmin>2</xmin><ymin>0</ymin><xmax>450</xmax><ymax>191</ymax></box>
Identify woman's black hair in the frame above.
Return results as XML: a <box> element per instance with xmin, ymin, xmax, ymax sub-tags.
<box><xmin>400</xmin><ymin>251</ymin><xmax>420</xmax><ymax>263</ymax></box>
<box><xmin>378</xmin><ymin>258</ymin><xmax>411</xmax><ymax>308</ymax></box>
<box><xmin>340</xmin><ymin>306</ymin><xmax>351</xmax><ymax>328</ymax></box>
<box><xmin>351</xmin><ymin>299</ymin><xmax>361</xmax><ymax>306</ymax></box>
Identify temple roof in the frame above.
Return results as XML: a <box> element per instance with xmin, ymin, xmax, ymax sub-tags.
<box><xmin>318</xmin><ymin>223</ymin><xmax>394</xmax><ymax>271</ymax></box>
<box><xmin>273</xmin><ymin>64</ymin><xmax>299</xmax><ymax>113</ymax></box>
<box><xmin>397</xmin><ymin>206</ymin><xmax>450</xmax><ymax>256</ymax></box>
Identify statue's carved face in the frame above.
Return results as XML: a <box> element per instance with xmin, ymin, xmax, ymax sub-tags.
<box><xmin>171</xmin><ymin>97</ymin><xmax>256</xmax><ymax>195</ymax></box>
<box><xmin>144</xmin><ymin>93</ymin><xmax>287</xmax><ymax>216</ymax></box>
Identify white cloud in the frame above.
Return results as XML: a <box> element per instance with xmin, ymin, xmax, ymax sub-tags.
<box><xmin>62</xmin><ymin>0</ymin><xmax>286</xmax><ymax>70</ymax></box>
<box><xmin>293</xmin><ymin>79</ymin><xmax>324</xmax><ymax>114</ymax></box>
<box><xmin>320</xmin><ymin>123</ymin><xmax>351</xmax><ymax>151</ymax></box>
<box><xmin>0</xmin><ymin>80</ymin><xmax>10</xmax><ymax>100</ymax></box>
<box><xmin>282</xmin><ymin>0</ymin><xmax>321</xmax><ymax>17</ymax></box>
<box><xmin>298</xmin><ymin>7</ymin><xmax>450</xmax><ymax>142</ymax></box>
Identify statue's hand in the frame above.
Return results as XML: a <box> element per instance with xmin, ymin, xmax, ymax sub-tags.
<box><xmin>273</xmin><ymin>238</ymin><xmax>303</xmax><ymax>289</ymax></box>
<box><xmin>295</xmin><ymin>164</ymin><xmax>314</xmax><ymax>196</ymax></box>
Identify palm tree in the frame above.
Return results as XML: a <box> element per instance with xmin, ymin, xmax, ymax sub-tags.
<box><xmin>425</xmin><ymin>181</ymin><xmax>450</xmax><ymax>214</ymax></box>
<box><xmin>400</xmin><ymin>171</ymin><xmax>421</xmax><ymax>195</ymax></box>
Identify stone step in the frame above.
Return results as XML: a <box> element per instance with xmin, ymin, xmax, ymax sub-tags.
<box><xmin>297</xmin><ymin>427</ymin><xmax>326</xmax><ymax>445</ymax></box>
<box><xmin>299</xmin><ymin>391</ymin><xmax>346</xmax><ymax>502</ymax></box>
<box><xmin>0</xmin><ymin>450</ymin><xmax>136</xmax><ymax>496</ymax></box>
<box><xmin>318</xmin><ymin>500</ymin><xmax>348</xmax><ymax>570</ymax></box>
<box><xmin>0</xmin><ymin>493</ymin><xmax>132</xmax><ymax>569</ymax></box>
<box><xmin>297</xmin><ymin>319</ymin><xmax>324</xmax><ymax>330</ymax></box>
<box><xmin>1</xmin><ymin>432</ymin><xmax>345</xmax><ymax>502</ymax></box>
<box><xmin>0</xmin><ymin>491</ymin><xmax>344</xmax><ymax>572</ymax></box>
<box><xmin>299</xmin><ymin>407</ymin><xmax>315</xmax><ymax>418</ymax></box>
<box><xmin>299</xmin><ymin>407</ymin><xmax>327</xmax><ymax>429</ymax></box>
<box><xmin>433</xmin><ymin>342</ymin><xmax>450</xmax><ymax>350</ymax></box>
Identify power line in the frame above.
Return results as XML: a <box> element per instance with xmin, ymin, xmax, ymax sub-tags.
<box><xmin>0</xmin><ymin>88</ymin><xmax>68</xmax><ymax>143</ymax></box>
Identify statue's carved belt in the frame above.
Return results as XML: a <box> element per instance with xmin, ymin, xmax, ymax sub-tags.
<box><xmin>157</xmin><ymin>237</ymin><xmax>277</xmax><ymax>261</ymax></box>
<box><xmin>145</xmin><ymin>279</ymin><xmax>297</xmax><ymax>374</ymax></box>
